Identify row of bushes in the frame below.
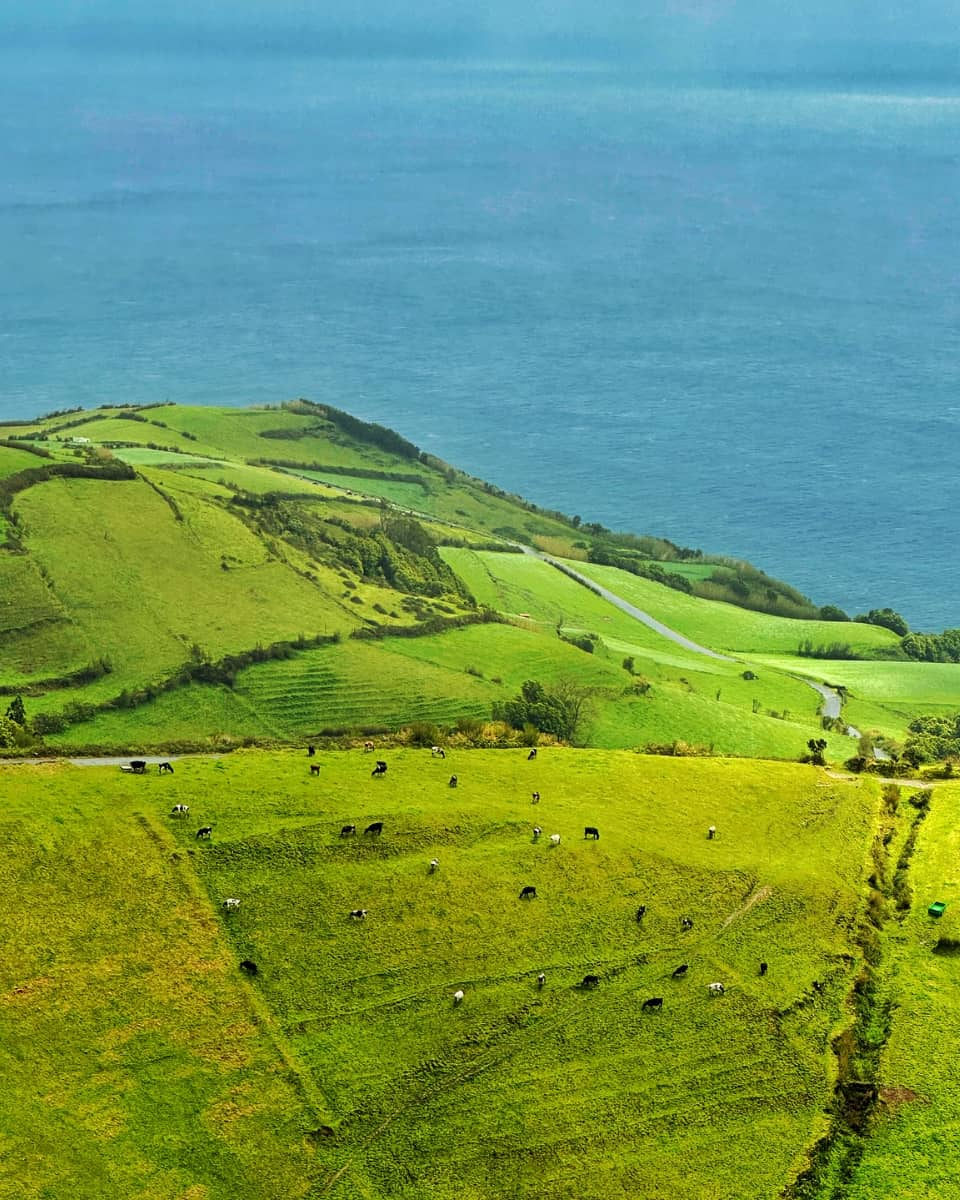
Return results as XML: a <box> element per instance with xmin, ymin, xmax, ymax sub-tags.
<box><xmin>0</xmin><ymin>460</ymin><xmax>137</xmax><ymax>507</ymax></box>
<box><xmin>351</xmin><ymin>608</ymin><xmax>503</xmax><ymax>641</ymax></box>
<box><xmin>0</xmin><ymin>658</ymin><xmax>112</xmax><ymax>698</ymax></box>
<box><xmin>251</xmin><ymin>457</ymin><xmax>427</xmax><ymax>487</ymax></box>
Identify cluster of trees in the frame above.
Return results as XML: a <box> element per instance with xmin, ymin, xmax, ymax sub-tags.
<box><xmin>0</xmin><ymin>696</ymin><xmax>29</xmax><ymax>748</ymax></box>
<box><xmin>284</xmin><ymin>398</ymin><xmax>423</xmax><ymax>461</ymax></box>
<box><xmin>587</xmin><ymin>544</ymin><xmax>694</xmax><ymax>594</ymax></box>
<box><xmin>246</xmin><ymin>500</ymin><xmax>470</xmax><ymax>603</ymax></box>
<box><xmin>854</xmin><ymin>608</ymin><xmax>910</xmax><ymax>637</ymax></box>
<box><xmin>493</xmin><ymin>679</ymin><xmax>590</xmax><ymax>743</ymax></box>
<box><xmin>900</xmin><ymin>629</ymin><xmax>960</xmax><ymax>663</ymax></box>
<box><xmin>903</xmin><ymin>713</ymin><xmax>960</xmax><ymax>763</ymax></box>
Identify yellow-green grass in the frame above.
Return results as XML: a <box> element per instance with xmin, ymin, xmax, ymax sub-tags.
<box><xmin>573</xmin><ymin>561</ymin><xmax>900</xmax><ymax>656</ymax></box>
<box><xmin>42</xmin><ymin>682</ymin><xmax>279</xmax><ymax>749</ymax></box>
<box><xmin>148</xmin><ymin>748</ymin><xmax>874</xmax><ymax>1199</ymax></box>
<box><xmin>845</xmin><ymin>781</ymin><xmax>960</xmax><ymax>1199</ymax></box>
<box><xmin>234</xmin><ymin>638</ymin><xmax>498</xmax><ymax>734</ymax></box>
<box><xmin>0</xmin><ymin>760</ymin><xmax>326</xmax><ymax>1199</ymax></box>
<box><xmin>0</xmin><ymin>554</ymin><xmax>94</xmax><ymax>683</ymax></box>
<box><xmin>380</xmin><ymin>623</ymin><xmax>855</xmax><ymax>759</ymax></box>
<box><xmin>14</xmin><ymin>476</ymin><xmax>358</xmax><ymax>698</ymax></box>
<box><xmin>168</xmin><ymin>462</ymin><xmax>341</xmax><ymax>497</ymax></box>
<box><xmin>748</xmin><ymin>656</ymin><xmax>960</xmax><ymax>740</ymax></box>
<box><xmin>0</xmin><ymin>444</ymin><xmax>50</xmax><ymax>479</ymax></box>
<box><xmin>109</xmin><ymin>446</ymin><xmax>226</xmax><ymax>467</ymax></box>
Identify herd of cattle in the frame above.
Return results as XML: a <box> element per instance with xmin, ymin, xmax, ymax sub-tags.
<box><xmin>151</xmin><ymin>747</ymin><xmax>776</xmax><ymax>1011</ymax></box>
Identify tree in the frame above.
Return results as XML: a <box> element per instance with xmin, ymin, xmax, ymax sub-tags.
<box><xmin>494</xmin><ymin>678</ymin><xmax>592</xmax><ymax>743</ymax></box>
<box><xmin>5</xmin><ymin>695</ymin><xmax>25</xmax><ymax>727</ymax></box>
<box><xmin>807</xmin><ymin>738</ymin><xmax>828</xmax><ymax>766</ymax></box>
<box><xmin>855</xmin><ymin>608</ymin><xmax>909</xmax><ymax>637</ymax></box>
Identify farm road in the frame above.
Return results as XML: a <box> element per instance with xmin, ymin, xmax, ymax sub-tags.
<box><xmin>519</xmin><ymin>547</ymin><xmax>732</xmax><ymax>661</ymax></box>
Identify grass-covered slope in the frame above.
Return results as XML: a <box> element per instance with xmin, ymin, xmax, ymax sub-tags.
<box><xmin>1</xmin><ymin>750</ymin><xmax>878</xmax><ymax>1200</ymax></box>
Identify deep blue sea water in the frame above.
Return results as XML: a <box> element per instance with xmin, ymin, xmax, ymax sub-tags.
<box><xmin>2</xmin><ymin>48</ymin><xmax>959</xmax><ymax>628</ymax></box>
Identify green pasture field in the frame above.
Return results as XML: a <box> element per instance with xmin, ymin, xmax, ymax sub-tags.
<box><xmin>1</xmin><ymin>751</ymin><xmax>878</xmax><ymax>1199</ymax></box>
<box><xmin>0</xmin><ymin>554</ymin><xmax>94</xmax><ymax>684</ymax></box>
<box><xmin>167</xmin><ymin>462</ymin><xmax>341</xmax><ymax>497</ymax></box>
<box><xmin>234</xmin><ymin>638</ymin><xmax>497</xmax><ymax>735</ymax></box>
<box><xmin>748</xmin><ymin>656</ymin><xmax>960</xmax><ymax>741</ymax></box>
<box><xmin>845</xmin><ymin>781</ymin><xmax>960</xmax><ymax>1199</ymax></box>
<box><xmin>640</xmin><ymin>558</ymin><xmax>717</xmax><ymax>581</ymax></box>
<box><xmin>380</xmin><ymin>623</ymin><xmax>856</xmax><ymax>760</ymax></box>
<box><xmin>572</xmin><ymin>562</ymin><xmax>899</xmax><ymax>656</ymax></box>
<box><xmin>108</xmin><ymin>447</ymin><xmax>225</xmax><ymax>467</ymax></box>
<box><xmin>0</xmin><ymin>443</ymin><xmax>50</xmax><ymax>479</ymax></box>
<box><xmin>0</xmin><ymin>761</ymin><xmax>324</xmax><ymax>1200</ymax></box>
<box><xmin>13</xmin><ymin>476</ymin><xmax>358</xmax><ymax>697</ymax></box>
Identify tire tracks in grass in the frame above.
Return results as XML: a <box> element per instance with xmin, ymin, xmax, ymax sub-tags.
<box><xmin>133</xmin><ymin>811</ymin><xmax>338</xmax><ymax>1133</ymax></box>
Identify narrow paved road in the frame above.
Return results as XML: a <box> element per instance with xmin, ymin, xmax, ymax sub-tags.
<box><xmin>520</xmin><ymin>547</ymin><xmax>733</xmax><ymax>661</ymax></box>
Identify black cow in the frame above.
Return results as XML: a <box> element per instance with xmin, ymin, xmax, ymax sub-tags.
<box><xmin>239</xmin><ymin>959</ymin><xmax>258</xmax><ymax>975</ymax></box>
<box><xmin>519</xmin><ymin>885</ymin><xmax>537</xmax><ymax>900</ymax></box>
<box><xmin>812</xmin><ymin>980</ymin><xmax>825</xmax><ymax>994</ymax></box>
<box><xmin>158</xmin><ymin>761</ymin><xmax>174</xmax><ymax>774</ymax></box>
<box><xmin>681</xmin><ymin>916</ymin><xmax>694</xmax><ymax>930</ymax></box>
<box><xmin>584</xmin><ymin>826</ymin><xmax>600</xmax><ymax>840</ymax></box>
<box><xmin>759</xmin><ymin>961</ymin><xmax>768</xmax><ymax>977</ymax></box>
<box><xmin>527</xmin><ymin>748</ymin><xmax>537</xmax><ymax>760</ymax></box>
<box><xmin>642</xmin><ymin>997</ymin><xmax>664</xmax><ymax>1011</ymax></box>
<box><xmin>371</xmin><ymin>761</ymin><xmax>388</xmax><ymax>777</ymax></box>
<box><xmin>364</xmin><ymin>821</ymin><xmax>383</xmax><ymax>836</ymax></box>
<box><xmin>635</xmin><ymin>905</ymin><xmax>647</xmax><ymax>922</ymax></box>
<box><xmin>448</xmin><ymin>775</ymin><xmax>458</xmax><ymax>788</ymax></box>
<box><xmin>307</xmin><ymin>745</ymin><xmax>316</xmax><ymax>757</ymax></box>
<box><xmin>537</xmin><ymin>972</ymin><xmax>546</xmax><ymax>988</ymax></box>
<box><xmin>348</xmin><ymin>909</ymin><xmax>368</xmax><ymax>920</ymax></box>
<box><xmin>580</xmin><ymin>974</ymin><xmax>600</xmax><ymax>990</ymax></box>
<box><xmin>531</xmin><ymin>791</ymin><xmax>540</xmax><ymax>804</ymax></box>
<box><xmin>671</xmin><ymin>964</ymin><xmax>689</xmax><ymax>979</ymax></box>
<box><xmin>130</xmin><ymin>760</ymin><xmax>147</xmax><ymax>774</ymax></box>
<box><xmin>340</xmin><ymin>824</ymin><xmax>356</xmax><ymax>837</ymax></box>
<box><xmin>310</xmin><ymin>763</ymin><xmax>321</xmax><ymax>776</ymax></box>
<box><xmin>196</xmin><ymin>826</ymin><xmax>213</xmax><ymax>840</ymax></box>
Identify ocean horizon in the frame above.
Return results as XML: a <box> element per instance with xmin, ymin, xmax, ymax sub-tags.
<box><xmin>2</xmin><ymin>44</ymin><xmax>958</xmax><ymax>628</ymax></box>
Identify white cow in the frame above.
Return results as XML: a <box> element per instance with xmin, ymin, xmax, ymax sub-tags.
<box><xmin>453</xmin><ymin>989</ymin><xmax>465</xmax><ymax>1004</ymax></box>
<box><xmin>223</xmin><ymin>898</ymin><xmax>241</xmax><ymax>910</ymax></box>
<box><xmin>708</xmin><ymin>982</ymin><xmax>725</xmax><ymax>996</ymax></box>
<box><xmin>171</xmin><ymin>804</ymin><xmax>189</xmax><ymax>816</ymax></box>
<box><xmin>549</xmin><ymin>833</ymin><xmax>561</xmax><ymax>846</ymax></box>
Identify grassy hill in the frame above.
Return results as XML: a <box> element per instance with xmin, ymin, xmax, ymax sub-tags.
<box><xmin>0</xmin><ymin>401</ymin><xmax>953</xmax><ymax>764</ymax></box>
<box><xmin>1</xmin><ymin>750</ymin><xmax>879</xmax><ymax>1200</ymax></box>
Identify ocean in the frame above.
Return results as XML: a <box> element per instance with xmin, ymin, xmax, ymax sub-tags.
<box><xmin>2</xmin><ymin>46</ymin><xmax>958</xmax><ymax>628</ymax></box>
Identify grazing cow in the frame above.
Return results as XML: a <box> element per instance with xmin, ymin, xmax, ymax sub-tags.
<box><xmin>708</xmin><ymin>982</ymin><xmax>725</xmax><ymax>996</ymax></box>
<box><xmin>431</xmin><ymin>746</ymin><xmax>446</xmax><ymax>759</ymax></box>
<box><xmin>533</xmin><ymin>826</ymin><xmax>542</xmax><ymax>840</ymax></box>
<box><xmin>239</xmin><ymin>959</ymin><xmax>258</xmax><ymax>975</ymax></box>
<box><xmin>527</xmin><ymin>748</ymin><xmax>537</xmax><ymax>760</ymax></box>
<box><xmin>812</xmin><ymin>980</ymin><xmax>825</xmax><ymax>994</ymax></box>
<box><xmin>549</xmin><ymin>833</ymin><xmax>561</xmax><ymax>846</ymax></box>
<box><xmin>672</xmin><ymin>964</ymin><xmax>689</xmax><ymax>979</ymax></box>
<box><xmin>681</xmin><ymin>916</ymin><xmax>694</xmax><ymax>930</ymax></box>
<box><xmin>363</xmin><ymin>741</ymin><xmax>375</xmax><ymax>753</ymax></box>
<box><xmin>580</xmin><ymin>974</ymin><xmax>600</xmax><ymax>990</ymax></box>
<box><xmin>531</xmin><ymin>791</ymin><xmax>540</xmax><ymax>804</ymax></box>
<box><xmin>642</xmin><ymin>997</ymin><xmax>664</xmax><ymax>1011</ymax></box>
<box><xmin>349</xmin><ymin>909</ymin><xmax>368</xmax><ymax>920</ymax></box>
<box><xmin>759</xmin><ymin>961</ymin><xmax>768</xmax><ymax>977</ymax></box>
<box><xmin>158</xmin><ymin>761</ymin><xmax>174</xmax><ymax>774</ymax></box>
<box><xmin>707</xmin><ymin>825</ymin><xmax>716</xmax><ymax>840</ymax></box>
<box><xmin>371</xmin><ymin>761</ymin><xmax>388</xmax><ymax>777</ymax></box>
<box><xmin>537</xmin><ymin>972</ymin><xmax>546</xmax><ymax>988</ymax></box>
<box><xmin>364</xmin><ymin>821</ymin><xmax>383</xmax><ymax>837</ymax></box>
<box><xmin>519</xmin><ymin>885</ymin><xmax>537</xmax><ymax>900</ymax></box>
<box><xmin>307</xmin><ymin>745</ymin><xmax>315</xmax><ymax>757</ymax></box>
<box><xmin>223</xmin><ymin>898</ymin><xmax>241</xmax><ymax>910</ymax></box>
<box><xmin>171</xmin><ymin>803</ymin><xmax>189</xmax><ymax>817</ymax></box>
<box><xmin>453</xmin><ymin>989</ymin><xmax>464</xmax><ymax>1004</ymax></box>
<box><xmin>310</xmin><ymin>763</ymin><xmax>321</xmax><ymax>776</ymax></box>
<box><xmin>636</xmin><ymin>905</ymin><xmax>647</xmax><ymax>922</ymax></box>
<box><xmin>130</xmin><ymin>760</ymin><xmax>147</xmax><ymax>774</ymax></box>
<box><xmin>340</xmin><ymin>824</ymin><xmax>356</xmax><ymax>837</ymax></box>
<box><xmin>429</xmin><ymin>858</ymin><xmax>439</xmax><ymax>873</ymax></box>
<box><xmin>196</xmin><ymin>826</ymin><xmax>213</xmax><ymax>840</ymax></box>
<box><xmin>584</xmin><ymin>826</ymin><xmax>600</xmax><ymax>840</ymax></box>
<box><xmin>448</xmin><ymin>775</ymin><xmax>458</xmax><ymax>788</ymax></box>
